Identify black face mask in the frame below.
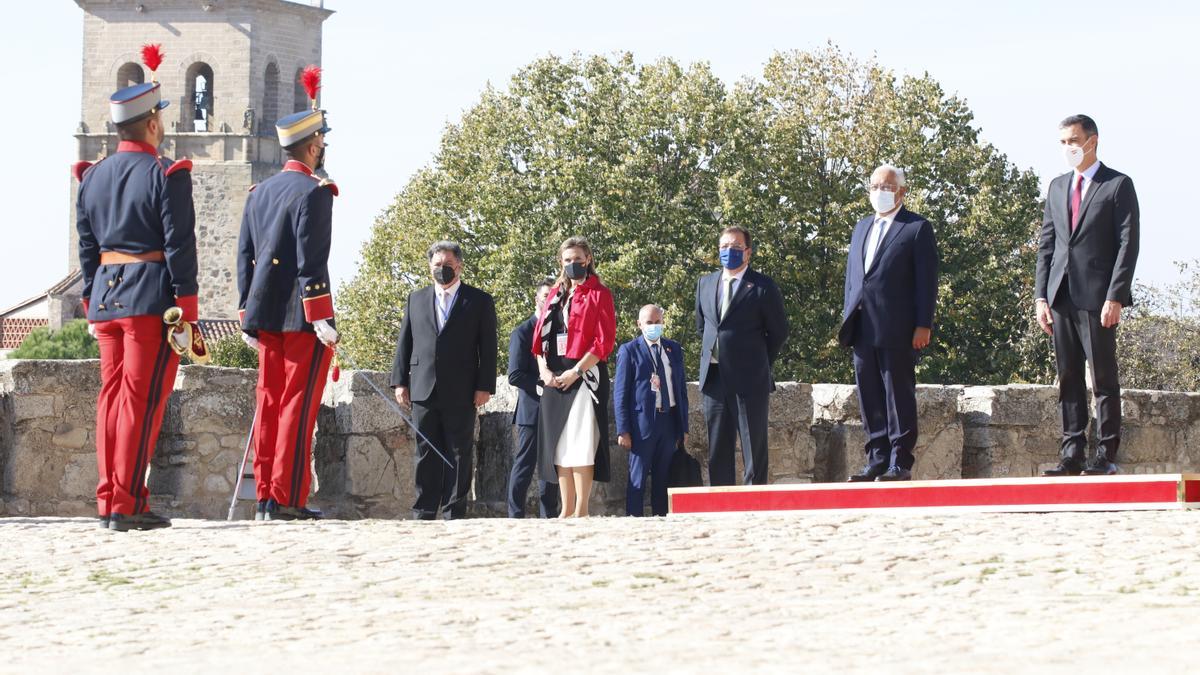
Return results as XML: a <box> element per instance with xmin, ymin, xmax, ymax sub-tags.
<box><xmin>434</xmin><ymin>265</ymin><xmax>457</xmax><ymax>285</ymax></box>
<box><xmin>565</xmin><ymin>262</ymin><xmax>588</xmax><ymax>281</ymax></box>
<box><xmin>315</xmin><ymin>146</ymin><xmax>326</xmax><ymax>172</ymax></box>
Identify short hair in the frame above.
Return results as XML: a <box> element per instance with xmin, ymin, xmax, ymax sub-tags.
<box><xmin>427</xmin><ymin>240</ymin><xmax>463</xmax><ymax>262</ymax></box>
<box><xmin>284</xmin><ymin>134</ymin><xmax>320</xmax><ymax>160</ymax></box>
<box><xmin>535</xmin><ymin>277</ymin><xmax>555</xmax><ymax>292</ymax></box>
<box><xmin>872</xmin><ymin>164</ymin><xmax>907</xmax><ymax>187</ymax></box>
<box><xmin>115</xmin><ymin>113</ymin><xmax>154</xmax><ymax>142</ymax></box>
<box><xmin>721</xmin><ymin>225</ymin><xmax>752</xmax><ymax>250</ymax></box>
<box><xmin>1059</xmin><ymin>114</ymin><xmax>1098</xmax><ymax>137</ymax></box>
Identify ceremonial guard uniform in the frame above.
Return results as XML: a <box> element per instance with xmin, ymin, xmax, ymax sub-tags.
<box><xmin>237</xmin><ymin>66</ymin><xmax>338</xmax><ymax>521</ymax></box>
<box><xmin>74</xmin><ymin>44</ymin><xmax>203</xmax><ymax>532</ymax></box>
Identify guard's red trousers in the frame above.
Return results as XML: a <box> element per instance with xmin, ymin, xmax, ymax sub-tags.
<box><xmin>253</xmin><ymin>331</ymin><xmax>332</xmax><ymax>507</ymax></box>
<box><xmin>94</xmin><ymin>315</ymin><xmax>179</xmax><ymax>517</ymax></box>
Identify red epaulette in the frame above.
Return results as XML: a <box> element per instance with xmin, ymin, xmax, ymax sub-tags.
<box><xmin>165</xmin><ymin>158</ymin><xmax>193</xmax><ymax>177</ymax></box>
<box><xmin>318</xmin><ymin>178</ymin><xmax>339</xmax><ymax>197</ymax></box>
<box><xmin>72</xmin><ymin>161</ymin><xmax>94</xmax><ymax>183</ymax></box>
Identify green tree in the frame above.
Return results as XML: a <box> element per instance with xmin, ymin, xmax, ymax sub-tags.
<box><xmin>1118</xmin><ymin>260</ymin><xmax>1200</xmax><ymax>392</ymax></box>
<box><xmin>204</xmin><ymin>335</ymin><xmax>258</xmax><ymax>369</ymax></box>
<box><xmin>8</xmin><ymin>319</ymin><xmax>99</xmax><ymax>360</ymax></box>
<box><xmin>339</xmin><ymin>47</ymin><xmax>1050</xmax><ymax>385</ymax></box>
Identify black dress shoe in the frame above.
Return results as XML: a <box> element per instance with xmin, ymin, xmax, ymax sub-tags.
<box><xmin>1042</xmin><ymin>460</ymin><xmax>1084</xmax><ymax>477</ymax></box>
<box><xmin>108</xmin><ymin>511</ymin><xmax>172</xmax><ymax>532</ymax></box>
<box><xmin>264</xmin><ymin>499</ymin><xmax>322</xmax><ymax>521</ymax></box>
<box><xmin>847</xmin><ymin>466</ymin><xmax>887</xmax><ymax>482</ymax></box>
<box><xmin>254</xmin><ymin>500</ymin><xmax>268</xmax><ymax>521</ymax></box>
<box><xmin>875</xmin><ymin>466</ymin><xmax>912</xmax><ymax>481</ymax></box>
<box><xmin>1082</xmin><ymin>460</ymin><xmax>1119</xmax><ymax>475</ymax></box>
<box><xmin>98</xmin><ymin>515</ymin><xmax>110</xmax><ymax>529</ymax></box>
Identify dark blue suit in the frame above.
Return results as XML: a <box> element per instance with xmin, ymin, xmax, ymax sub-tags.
<box><xmin>505</xmin><ymin>316</ymin><xmax>559</xmax><ymax>518</ymax></box>
<box><xmin>694</xmin><ymin>268</ymin><xmax>788</xmax><ymax>485</ymax></box>
<box><xmin>839</xmin><ymin>206</ymin><xmax>938</xmax><ymax>473</ymax></box>
<box><xmin>614</xmin><ymin>337</ymin><xmax>688</xmax><ymax>516</ymax></box>
<box><xmin>236</xmin><ymin>161</ymin><xmax>336</xmax><ymax>332</ymax></box>
<box><xmin>76</xmin><ymin>144</ymin><xmax>199</xmax><ymax>322</ymax></box>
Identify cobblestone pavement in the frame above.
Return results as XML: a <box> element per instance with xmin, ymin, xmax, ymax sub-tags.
<box><xmin>1</xmin><ymin>511</ymin><xmax>1198</xmax><ymax>673</ymax></box>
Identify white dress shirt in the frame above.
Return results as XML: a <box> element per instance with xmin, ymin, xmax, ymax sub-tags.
<box><xmin>1074</xmin><ymin>160</ymin><xmax>1101</xmax><ymax>201</ymax></box>
<box><xmin>711</xmin><ymin>266</ymin><xmax>748</xmax><ymax>364</ymax></box>
<box><xmin>863</xmin><ymin>207</ymin><xmax>899</xmax><ymax>271</ymax></box>
<box><xmin>643</xmin><ymin>335</ymin><xmax>676</xmax><ymax>409</ymax></box>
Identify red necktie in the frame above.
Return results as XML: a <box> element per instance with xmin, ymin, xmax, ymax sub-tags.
<box><xmin>1069</xmin><ymin>174</ymin><xmax>1084</xmax><ymax>232</ymax></box>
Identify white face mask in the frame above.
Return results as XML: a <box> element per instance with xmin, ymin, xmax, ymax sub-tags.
<box><xmin>1062</xmin><ymin>142</ymin><xmax>1087</xmax><ymax>170</ymax></box>
<box><xmin>869</xmin><ymin>189</ymin><xmax>897</xmax><ymax>214</ymax></box>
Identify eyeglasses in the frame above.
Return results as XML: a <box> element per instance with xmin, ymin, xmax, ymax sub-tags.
<box><xmin>868</xmin><ymin>183</ymin><xmax>900</xmax><ymax>192</ymax></box>
<box><xmin>718</xmin><ymin>244</ymin><xmax>747</xmax><ymax>251</ymax></box>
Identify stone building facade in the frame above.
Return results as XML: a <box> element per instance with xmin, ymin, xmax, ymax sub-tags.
<box><xmin>66</xmin><ymin>0</ymin><xmax>334</xmax><ymax>320</ymax></box>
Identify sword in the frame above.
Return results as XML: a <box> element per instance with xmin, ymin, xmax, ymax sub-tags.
<box><xmin>226</xmin><ymin>408</ymin><xmax>257</xmax><ymax>521</ymax></box>
<box><xmin>333</xmin><ymin>348</ymin><xmax>454</xmax><ymax>469</ymax></box>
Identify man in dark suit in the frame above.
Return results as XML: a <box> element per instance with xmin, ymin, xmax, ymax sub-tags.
<box><xmin>695</xmin><ymin>226</ymin><xmax>788</xmax><ymax>485</ymax></box>
<box><xmin>615</xmin><ymin>304</ymin><xmax>689</xmax><ymax>516</ymax></box>
<box><xmin>1036</xmin><ymin>114</ymin><xmax>1140</xmax><ymax>476</ymax></box>
<box><xmin>839</xmin><ymin>164</ymin><xmax>939</xmax><ymax>482</ymax></box>
<box><xmin>504</xmin><ymin>279</ymin><xmax>560</xmax><ymax>518</ymax></box>
<box><xmin>390</xmin><ymin>241</ymin><xmax>498</xmax><ymax>519</ymax></box>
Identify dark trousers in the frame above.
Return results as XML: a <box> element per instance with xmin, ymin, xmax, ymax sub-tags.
<box><xmin>853</xmin><ymin>343</ymin><xmax>918</xmax><ymax>471</ymax></box>
<box><xmin>1051</xmin><ymin>283</ymin><xmax>1121</xmax><ymax>463</ymax></box>
<box><xmin>702</xmin><ymin>365</ymin><xmax>769</xmax><ymax>486</ymax></box>
<box><xmin>507</xmin><ymin>423</ymin><xmax>559</xmax><ymax>518</ymax></box>
<box><xmin>627</xmin><ymin>409</ymin><xmax>678</xmax><ymax>517</ymax></box>
<box><xmin>411</xmin><ymin>399</ymin><xmax>476</xmax><ymax>520</ymax></box>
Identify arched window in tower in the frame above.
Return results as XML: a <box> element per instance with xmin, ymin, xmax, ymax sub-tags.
<box><xmin>262</xmin><ymin>62</ymin><xmax>280</xmax><ymax>135</ymax></box>
<box><xmin>293</xmin><ymin>67</ymin><xmax>310</xmax><ymax>113</ymax></box>
<box><xmin>116</xmin><ymin>62</ymin><xmax>144</xmax><ymax>90</ymax></box>
<box><xmin>184</xmin><ymin>62</ymin><xmax>215</xmax><ymax>132</ymax></box>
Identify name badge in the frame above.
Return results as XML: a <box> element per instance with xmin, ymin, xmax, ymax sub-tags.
<box><xmin>556</xmin><ymin>332</ymin><xmax>568</xmax><ymax>354</ymax></box>
<box><xmin>650</xmin><ymin>373</ymin><xmax>661</xmax><ymax>392</ymax></box>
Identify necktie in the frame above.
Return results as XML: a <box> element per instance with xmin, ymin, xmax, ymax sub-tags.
<box><xmin>713</xmin><ymin>277</ymin><xmax>734</xmax><ymax>361</ymax></box>
<box><xmin>652</xmin><ymin>342</ymin><xmax>666</xmax><ymax>411</ymax></box>
<box><xmin>1070</xmin><ymin>174</ymin><xmax>1084</xmax><ymax>232</ymax></box>
<box><xmin>720</xmin><ymin>277</ymin><xmax>735</xmax><ymax>319</ymax></box>
<box><xmin>438</xmin><ymin>292</ymin><xmax>451</xmax><ymax>332</ymax></box>
<box><xmin>864</xmin><ymin>218</ymin><xmax>886</xmax><ymax>270</ymax></box>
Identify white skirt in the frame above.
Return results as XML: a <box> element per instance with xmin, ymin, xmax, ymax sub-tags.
<box><xmin>554</xmin><ymin>384</ymin><xmax>599</xmax><ymax>467</ymax></box>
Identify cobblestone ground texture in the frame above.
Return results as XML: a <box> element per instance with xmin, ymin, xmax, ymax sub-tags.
<box><xmin>1</xmin><ymin>511</ymin><xmax>1198</xmax><ymax>673</ymax></box>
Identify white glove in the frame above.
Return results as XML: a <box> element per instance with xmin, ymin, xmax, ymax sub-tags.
<box><xmin>241</xmin><ymin>332</ymin><xmax>260</xmax><ymax>350</ymax></box>
<box><xmin>169</xmin><ymin>326</ymin><xmax>189</xmax><ymax>353</ymax></box>
<box><xmin>87</xmin><ymin>323</ymin><xmax>96</xmax><ymax>339</ymax></box>
<box><xmin>312</xmin><ymin>319</ymin><xmax>339</xmax><ymax>347</ymax></box>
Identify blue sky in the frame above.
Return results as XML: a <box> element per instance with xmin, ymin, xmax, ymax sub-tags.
<box><xmin>1</xmin><ymin>0</ymin><xmax>1194</xmax><ymax>312</ymax></box>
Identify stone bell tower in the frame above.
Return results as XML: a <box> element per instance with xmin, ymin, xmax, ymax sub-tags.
<box><xmin>69</xmin><ymin>0</ymin><xmax>334</xmax><ymax>320</ymax></box>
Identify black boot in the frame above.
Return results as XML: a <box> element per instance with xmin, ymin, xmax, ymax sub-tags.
<box><xmin>263</xmin><ymin>499</ymin><xmax>322</xmax><ymax>521</ymax></box>
<box><xmin>108</xmin><ymin>511</ymin><xmax>172</xmax><ymax>532</ymax></box>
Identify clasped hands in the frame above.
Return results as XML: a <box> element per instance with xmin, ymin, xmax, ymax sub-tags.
<box><xmin>540</xmin><ymin>367</ymin><xmax>580</xmax><ymax>391</ymax></box>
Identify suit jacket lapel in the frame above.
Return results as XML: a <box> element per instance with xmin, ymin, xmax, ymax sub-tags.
<box><xmin>703</xmin><ymin>272</ymin><xmax>720</xmax><ymax>324</ymax></box>
<box><xmin>1055</xmin><ymin>174</ymin><xmax>1072</xmax><ymax>240</ymax></box>
<box><xmin>442</xmin><ymin>286</ymin><xmax>468</xmax><ymax>332</ymax></box>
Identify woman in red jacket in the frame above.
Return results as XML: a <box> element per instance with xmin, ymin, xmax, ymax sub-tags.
<box><xmin>533</xmin><ymin>236</ymin><xmax>616</xmax><ymax>517</ymax></box>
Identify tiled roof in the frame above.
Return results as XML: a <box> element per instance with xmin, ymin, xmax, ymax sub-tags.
<box><xmin>197</xmin><ymin>319</ymin><xmax>242</xmax><ymax>342</ymax></box>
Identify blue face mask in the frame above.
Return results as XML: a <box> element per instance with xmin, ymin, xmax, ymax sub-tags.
<box><xmin>719</xmin><ymin>247</ymin><xmax>744</xmax><ymax>270</ymax></box>
<box><xmin>642</xmin><ymin>324</ymin><xmax>665</xmax><ymax>342</ymax></box>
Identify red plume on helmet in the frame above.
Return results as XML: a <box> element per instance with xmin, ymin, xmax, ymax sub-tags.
<box><xmin>141</xmin><ymin>44</ymin><xmax>164</xmax><ymax>82</ymax></box>
<box><xmin>300</xmin><ymin>65</ymin><xmax>322</xmax><ymax>109</ymax></box>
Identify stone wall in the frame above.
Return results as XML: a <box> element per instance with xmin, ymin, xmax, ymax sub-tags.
<box><xmin>2</xmin><ymin>359</ymin><xmax>1199</xmax><ymax>519</ymax></box>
